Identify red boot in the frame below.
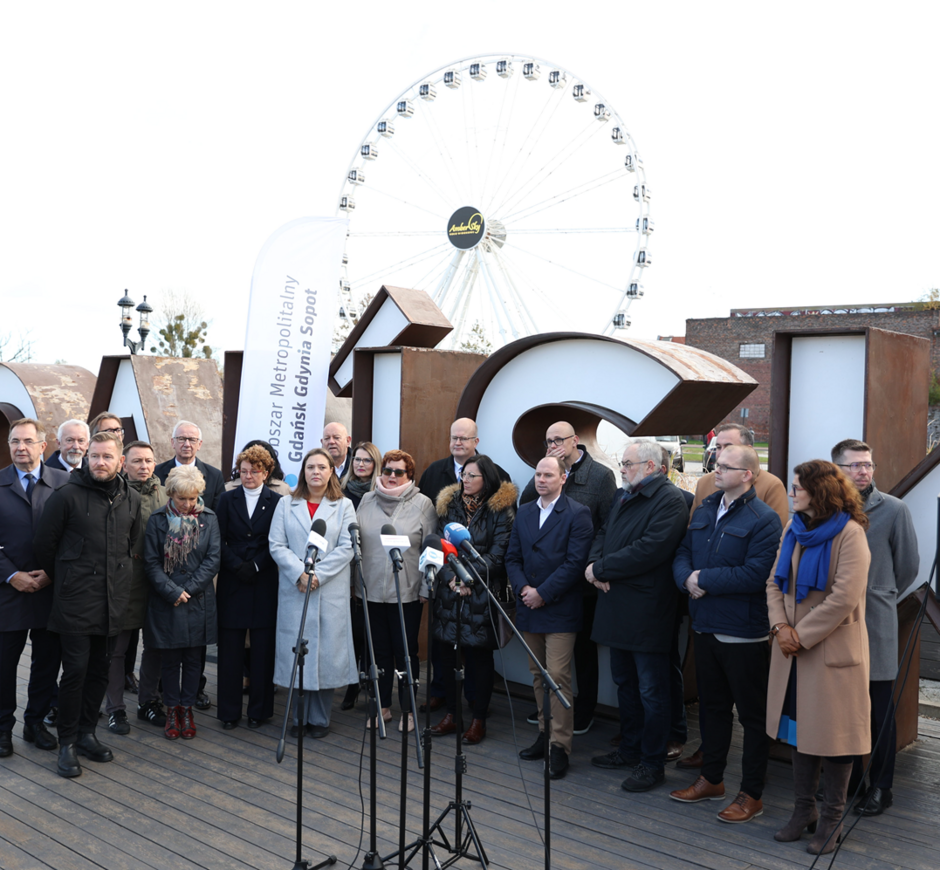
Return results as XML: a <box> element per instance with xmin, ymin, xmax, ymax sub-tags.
<box><xmin>180</xmin><ymin>706</ymin><xmax>197</xmax><ymax>740</ymax></box>
<box><xmin>164</xmin><ymin>706</ymin><xmax>182</xmax><ymax>740</ymax></box>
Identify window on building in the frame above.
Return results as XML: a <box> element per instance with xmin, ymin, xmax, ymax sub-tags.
<box><xmin>739</xmin><ymin>343</ymin><xmax>765</xmax><ymax>359</ymax></box>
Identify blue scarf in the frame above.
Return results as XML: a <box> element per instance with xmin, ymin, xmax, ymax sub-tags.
<box><xmin>773</xmin><ymin>512</ymin><xmax>850</xmax><ymax>603</ymax></box>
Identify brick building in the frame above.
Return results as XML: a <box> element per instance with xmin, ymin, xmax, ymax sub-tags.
<box><xmin>682</xmin><ymin>302</ymin><xmax>940</xmax><ymax>441</ymax></box>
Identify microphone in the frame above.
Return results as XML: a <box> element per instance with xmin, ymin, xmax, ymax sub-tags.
<box><xmin>441</xmin><ymin>539</ymin><xmax>474</xmax><ymax>587</ymax></box>
<box><xmin>418</xmin><ymin>535</ymin><xmax>444</xmax><ymax>584</ymax></box>
<box><xmin>380</xmin><ymin>523</ymin><xmax>411</xmax><ymax>571</ymax></box>
<box><xmin>443</xmin><ymin>522</ymin><xmax>485</xmax><ymax>566</ymax></box>
<box><xmin>303</xmin><ymin>518</ymin><xmax>328</xmax><ymax>574</ymax></box>
<box><xmin>348</xmin><ymin>522</ymin><xmax>362</xmax><ymax>566</ymax></box>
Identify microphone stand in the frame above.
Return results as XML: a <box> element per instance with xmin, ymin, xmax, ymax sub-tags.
<box><xmin>275</xmin><ymin>550</ymin><xmax>337</xmax><ymax>870</ymax></box>
<box><xmin>477</xmin><ymin>564</ymin><xmax>568</xmax><ymax>870</ymax></box>
<box><xmin>424</xmin><ymin>561</ymin><xmax>488</xmax><ymax>869</ymax></box>
<box><xmin>381</xmin><ymin>553</ymin><xmax>424</xmax><ymax>870</ymax></box>
<box><xmin>352</xmin><ymin>531</ymin><xmax>388</xmax><ymax>870</ymax></box>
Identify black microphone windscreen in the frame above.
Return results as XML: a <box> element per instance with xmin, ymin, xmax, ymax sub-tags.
<box><xmin>348</xmin><ymin>522</ymin><xmax>360</xmax><ymax>533</ymax></box>
<box><xmin>312</xmin><ymin>518</ymin><xmax>327</xmax><ymax>535</ymax></box>
<box><xmin>381</xmin><ymin>523</ymin><xmax>397</xmax><ymax>536</ymax></box>
<box><xmin>422</xmin><ymin>534</ymin><xmax>443</xmax><ymax>552</ymax></box>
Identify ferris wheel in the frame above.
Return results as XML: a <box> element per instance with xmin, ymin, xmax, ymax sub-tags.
<box><xmin>335</xmin><ymin>54</ymin><xmax>651</xmax><ymax>348</ymax></box>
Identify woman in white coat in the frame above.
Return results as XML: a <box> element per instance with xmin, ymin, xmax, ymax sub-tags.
<box><xmin>269</xmin><ymin>448</ymin><xmax>357</xmax><ymax>738</ymax></box>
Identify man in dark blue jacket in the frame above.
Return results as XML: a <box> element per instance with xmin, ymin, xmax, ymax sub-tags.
<box><xmin>506</xmin><ymin>456</ymin><xmax>593</xmax><ymax>780</ymax></box>
<box><xmin>669</xmin><ymin>444</ymin><xmax>782</xmax><ymax>824</ymax></box>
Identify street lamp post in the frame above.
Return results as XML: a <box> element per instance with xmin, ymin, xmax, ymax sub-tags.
<box><xmin>117</xmin><ymin>290</ymin><xmax>153</xmax><ymax>355</ymax></box>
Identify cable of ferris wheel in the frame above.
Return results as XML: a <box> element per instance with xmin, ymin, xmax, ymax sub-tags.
<box><xmin>430</xmin><ymin>249</ymin><xmax>466</xmax><ymax>307</ymax></box>
<box><xmin>500</xmin><ymin>169</ymin><xmax>624</xmax><ymax>224</ymax></box>
<box><xmin>348</xmin><ymin>241</ymin><xmax>452</xmax><ymax>290</ymax></box>
<box><xmin>475</xmin><ymin>248</ymin><xmax>514</xmax><ymax>345</ymax></box>
<box><xmin>502</xmin><ymin>238</ymin><xmax>629</xmax><ymax>294</ymax></box>
<box><xmin>353</xmin><ymin>182</ymin><xmax>448</xmax><ymax>223</ymax></box>
<box><xmin>382</xmin><ymin>138</ymin><xmax>465</xmax><ymax>212</ymax></box>
<box><xmin>488</xmin><ymin>245</ymin><xmax>541</xmax><ymax>335</ymax></box>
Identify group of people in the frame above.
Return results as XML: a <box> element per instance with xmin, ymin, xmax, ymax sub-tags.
<box><xmin>1</xmin><ymin>412</ymin><xmax>916</xmax><ymax>856</ymax></box>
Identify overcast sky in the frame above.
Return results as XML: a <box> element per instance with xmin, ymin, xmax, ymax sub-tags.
<box><xmin>3</xmin><ymin>2</ymin><xmax>939</xmax><ymax>373</ymax></box>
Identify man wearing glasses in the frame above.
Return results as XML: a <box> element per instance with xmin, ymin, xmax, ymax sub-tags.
<box><xmin>669</xmin><ymin>445</ymin><xmax>782</xmax><ymax>822</ymax></box>
<box><xmin>586</xmin><ymin>439</ymin><xmax>689</xmax><ymax>792</ymax></box>
<box><xmin>154</xmin><ymin>420</ymin><xmax>224</xmax><ymax>511</ymax></box>
<box><xmin>417</xmin><ymin>418</ymin><xmax>511</xmax><ymax>712</ymax></box>
<box><xmin>321</xmin><ymin>421</ymin><xmax>352</xmax><ymax>478</ymax></box>
<box><xmin>0</xmin><ymin>419</ymin><xmax>69</xmax><ymax>760</ymax></box>
<box><xmin>519</xmin><ymin>421</ymin><xmax>617</xmax><ymax>735</ymax></box>
<box><xmin>830</xmin><ymin>438</ymin><xmax>918</xmax><ymax>817</ymax></box>
<box><xmin>45</xmin><ymin>419</ymin><xmax>90</xmax><ymax>474</ymax></box>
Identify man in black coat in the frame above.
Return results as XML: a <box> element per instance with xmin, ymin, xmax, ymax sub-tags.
<box><xmin>417</xmin><ymin>417</ymin><xmax>510</xmax><ymax>710</ymax></box>
<box><xmin>33</xmin><ymin>432</ymin><xmax>141</xmax><ymax>777</ymax></box>
<box><xmin>586</xmin><ymin>439</ymin><xmax>689</xmax><ymax>793</ymax></box>
<box><xmin>44</xmin><ymin>419</ymin><xmax>90</xmax><ymax>474</ymax></box>
<box><xmin>0</xmin><ymin>419</ymin><xmax>70</xmax><ymax>759</ymax></box>
<box><xmin>154</xmin><ymin>420</ymin><xmax>225</xmax><ymax>511</ymax></box>
<box><xmin>519</xmin><ymin>421</ymin><xmax>617</xmax><ymax>734</ymax></box>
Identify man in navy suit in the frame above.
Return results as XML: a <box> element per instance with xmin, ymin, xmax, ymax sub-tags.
<box><xmin>506</xmin><ymin>456</ymin><xmax>593</xmax><ymax>779</ymax></box>
<box><xmin>44</xmin><ymin>419</ymin><xmax>90</xmax><ymax>474</ymax></box>
<box><xmin>0</xmin><ymin>418</ymin><xmax>70</xmax><ymax>758</ymax></box>
<box><xmin>154</xmin><ymin>420</ymin><xmax>225</xmax><ymax>511</ymax></box>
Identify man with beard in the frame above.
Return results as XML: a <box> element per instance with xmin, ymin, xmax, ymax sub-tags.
<box><xmin>34</xmin><ymin>432</ymin><xmax>141</xmax><ymax>777</ymax></box>
<box><xmin>45</xmin><ymin>419</ymin><xmax>90</xmax><ymax>474</ymax></box>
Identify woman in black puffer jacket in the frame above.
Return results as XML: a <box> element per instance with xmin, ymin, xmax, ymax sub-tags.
<box><xmin>430</xmin><ymin>454</ymin><xmax>516</xmax><ymax>745</ymax></box>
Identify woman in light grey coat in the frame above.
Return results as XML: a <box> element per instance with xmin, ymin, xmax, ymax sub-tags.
<box><xmin>269</xmin><ymin>448</ymin><xmax>357</xmax><ymax>737</ymax></box>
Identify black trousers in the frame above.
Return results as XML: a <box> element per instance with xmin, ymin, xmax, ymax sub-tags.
<box><xmin>160</xmin><ymin>647</ymin><xmax>203</xmax><ymax>708</ymax></box>
<box><xmin>441</xmin><ymin>641</ymin><xmax>494</xmax><ymax>721</ymax></box>
<box><xmin>669</xmin><ymin>611</ymin><xmax>689</xmax><ymax>744</ymax></box>
<box><xmin>0</xmin><ymin>628</ymin><xmax>60</xmax><ymax>732</ymax></box>
<box><xmin>367</xmin><ymin>600</ymin><xmax>422</xmax><ymax>710</ymax></box>
<box><xmin>695</xmin><ymin>632</ymin><xmax>770</xmax><ymax>799</ymax></box>
<box><xmin>572</xmin><ymin>595</ymin><xmax>598</xmax><ymax>723</ymax></box>
<box><xmin>217</xmin><ymin>627</ymin><xmax>276</xmax><ymax>722</ymax></box>
<box><xmin>854</xmin><ymin>679</ymin><xmax>897</xmax><ymax>789</ymax></box>
<box><xmin>56</xmin><ymin>633</ymin><xmax>115</xmax><ymax>745</ymax></box>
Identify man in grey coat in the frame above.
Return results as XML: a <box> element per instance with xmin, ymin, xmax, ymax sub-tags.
<box><xmin>831</xmin><ymin>438</ymin><xmax>919</xmax><ymax>817</ymax></box>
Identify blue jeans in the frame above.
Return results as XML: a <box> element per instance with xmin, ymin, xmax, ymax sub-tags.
<box><xmin>610</xmin><ymin>647</ymin><xmax>670</xmax><ymax>772</ymax></box>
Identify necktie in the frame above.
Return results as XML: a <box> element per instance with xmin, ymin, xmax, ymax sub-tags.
<box><xmin>25</xmin><ymin>472</ymin><xmax>36</xmax><ymax>502</ymax></box>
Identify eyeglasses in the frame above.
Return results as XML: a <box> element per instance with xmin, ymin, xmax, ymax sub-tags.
<box><xmin>173</xmin><ymin>436</ymin><xmax>199</xmax><ymax>444</ymax></box>
<box><xmin>715</xmin><ymin>463</ymin><xmax>747</xmax><ymax>474</ymax></box>
<box><xmin>789</xmin><ymin>484</ymin><xmax>805</xmax><ymax>497</ymax></box>
<box><xmin>460</xmin><ymin>471</ymin><xmax>482</xmax><ymax>481</ymax></box>
<box><xmin>381</xmin><ymin>467</ymin><xmax>408</xmax><ymax>478</ymax></box>
<box><xmin>9</xmin><ymin>439</ymin><xmax>41</xmax><ymax>447</ymax></box>
<box><xmin>620</xmin><ymin>460</ymin><xmax>649</xmax><ymax>469</ymax></box>
<box><xmin>450</xmin><ymin>436</ymin><xmax>476</xmax><ymax>443</ymax></box>
<box><xmin>353</xmin><ymin>457</ymin><xmax>374</xmax><ymax>465</ymax></box>
<box><xmin>240</xmin><ymin>467</ymin><xmax>264</xmax><ymax>476</ymax></box>
<box><xmin>836</xmin><ymin>462</ymin><xmax>875</xmax><ymax>472</ymax></box>
<box><xmin>544</xmin><ymin>435</ymin><xmax>575</xmax><ymax>448</ymax></box>
<box><xmin>100</xmin><ymin>427</ymin><xmax>125</xmax><ymax>435</ymax></box>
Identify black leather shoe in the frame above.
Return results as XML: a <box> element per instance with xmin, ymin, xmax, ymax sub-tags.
<box><xmin>23</xmin><ymin>721</ymin><xmax>57</xmax><ymax>750</ymax></box>
<box><xmin>247</xmin><ymin>718</ymin><xmax>264</xmax><ymax>729</ymax></box>
<box><xmin>341</xmin><ymin>685</ymin><xmax>360</xmax><ymax>711</ymax></box>
<box><xmin>519</xmin><ymin>734</ymin><xmax>546</xmax><ymax>760</ymax></box>
<box><xmin>222</xmin><ymin>720</ymin><xmax>239</xmax><ymax>731</ymax></box>
<box><xmin>306</xmin><ymin>724</ymin><xmax>330</xmax><ymax>739</ymax></box>
<box><xmin>0</xmin><ymin>731</ymin><xmax>12</xmax><ymax>758</ymax></box>
<box><xmin>75</xmin><ymin>732</ymin><xmax>113</xmax><ymax>763</ymax></box>
<box><xmin>549</xmin><ymin>745</ymin><xmax>569</xmax><ymax>780</ymax></box>
<box><xmin>57</xmin><ymin>743</ymin><xmax>81</xmax><ymax>777</ymax></box>
<box><xmin>195</xmin><ymin>691</ymin><xmax>211</xmax><ymax>711</ymax></box>
<box><xmin>855</xmin><ymin>786</ymin><xmax>893</xmax><ymax>816</ymax></box>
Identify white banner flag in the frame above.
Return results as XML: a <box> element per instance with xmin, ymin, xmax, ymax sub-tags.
<box><xmin>234</xmin><ymin>216</ymin><xmax>348</xmax><ymax>487</ymax></box>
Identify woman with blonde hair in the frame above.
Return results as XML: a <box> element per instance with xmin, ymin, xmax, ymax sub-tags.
<box><xmin>144</xmin><ymin>465</ymin><xmax>221</xmax><ymax>740</ymax></box>
<box><xmin>269</xmin><ymin>448</ymin><xmax>357</xmax><ymax>738</ymax></box>
<box><xmin>767</xmin><ymin>459</ymin><xmax>871</xmax><ymax>855</ymax></box>
<box><xmin>341</xmin><ymin>441</ymin><xmax>382</xmax><ymax>509</ymax></box>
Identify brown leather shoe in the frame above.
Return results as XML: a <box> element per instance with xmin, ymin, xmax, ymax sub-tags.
<box><xmin>670</xmin><ymin>775</ymin><xmax>725</xmax><ymax>803</ymax></box>
<box><xmin>419</xmin><ymin>696</ymin><xmax>445</xmax><ymax>714</ymax></box>
<box><xmin>462</xmin><ymin>719</ymin><xmax>486</xmax><ymax>744</ymax></box>
<box><xmin>666</xmin><ymin>741</ymin><xmax>683</xmax><ymax>762</ymax></box>
<box><xmin>676</xmin><ymin>748</ymin><xmax>704</xmax><ymax>770</ymax></box>
<box><xmin>430</xmin><ymin>713</ymin><xmax>457</xmax><ymax>736</ymax></box>
<box><xmin>718</xmin><ymin>791</ymin><xmax>763</xmax><ymax>824</ymax></box>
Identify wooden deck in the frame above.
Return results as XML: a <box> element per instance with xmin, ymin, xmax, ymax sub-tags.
<box><xmin>2</xmin><ymin>651</ymin><xmax>939</xmax><ymax>870</ymax></box>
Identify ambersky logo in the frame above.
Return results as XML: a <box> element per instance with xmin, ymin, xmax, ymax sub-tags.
<box><xmin>447</xmin><ymin>206</ymin><xmax>485</xmax><ymax>249</ymax></box>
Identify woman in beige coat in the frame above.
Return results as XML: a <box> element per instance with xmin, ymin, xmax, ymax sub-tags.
<box><xmin>766</xmin><ymin>459</ymin><xmax>871</xmax><ymax>855</ymax></box>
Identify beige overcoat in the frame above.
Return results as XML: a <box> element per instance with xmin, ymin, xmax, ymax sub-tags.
<box><xmin>765</xmin><ymin>519</ymin><xmax>872</xmax><ymax>757</ymax></box>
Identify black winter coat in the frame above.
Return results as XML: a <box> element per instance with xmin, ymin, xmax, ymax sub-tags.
<box><xmin>432</xmin><ymin>481</ymin><xmax>517</xmax><ymax>649</ymax></box>
<box><xmin>143</xmin><ymin>506</ymin><xmax>221</xmax><ymax>649</ymax></box>
<box><xmin>589</xmin><ymin>474</ymin><xmax>689</xmax><ymax>653</ymax></box>
<box><xmin>33</xmin><ymin>469</ymin><xmax>142</xmax><ymax>636</ymax></box>
<box><xmin>215</xmin><ymin>485</ymin><xmax>280</xmax><ymax>629</ymax></box>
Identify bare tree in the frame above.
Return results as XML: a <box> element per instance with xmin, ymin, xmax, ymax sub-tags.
<box><xmin>0</xmin><ymin>329</ymin><xmax>34</xmax><ymax>363</ymax></box>
<box><xmin>149</xmin><ymin>289</ymin><xmax>214</xmax><ymax>358</ymax></box>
